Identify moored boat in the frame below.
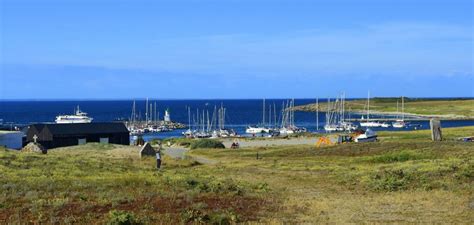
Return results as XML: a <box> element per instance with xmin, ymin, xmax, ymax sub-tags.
<box><xmin>354</xmin><ymin>129</ymin><xmax>378</xmax><ymax>142</ymax></box>
<box><xmin>55</xmin><ymin>106</ymin><xmax>93</xmax><ymax>124</ymax></box>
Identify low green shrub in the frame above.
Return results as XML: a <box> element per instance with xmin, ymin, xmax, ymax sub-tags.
<box><xmin>190</xmin><ymin>139</ymin><xmax>225</xmax><ymax>150</ymax></box>
<box><xmin>181</xmin><ymin>208</ymin><xmax>210</xmax><ymax>223</ymax></box>
<box><xmin>369</xmin><ymin>150</ymin><xmax>430</xmax><ymax>163</ymax></box>
<box><xmin>370</xmin><ymin>169</ymin><xmax>409</xmax><ymax>191</ymax></box>
<box><xmin>107</xmin><ymin>210</ymin><xmax>141</xmax><ymax>225</ymax></box>
<box><xmin>209</xmin><ymin>210</ymin><xmax>239</xmax><ymax>225</ymax></box>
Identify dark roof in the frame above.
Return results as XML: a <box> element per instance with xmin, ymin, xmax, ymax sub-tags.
<box><xmin>30</xmin><ymin>123</ymin><xmax>129</xmax><ymax>135</ymax></box>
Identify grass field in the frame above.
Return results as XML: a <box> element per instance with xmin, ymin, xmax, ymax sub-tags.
<box><xmin>294</xmin><ymin>98</ymin><xmax>474</xmax><ymax>119</ymax></box>
<box><xmin>0</xmin><ymin>144</ymin><xmax>275</xmax><ymax>224</ymax></box>
<box><xmin>1</xmin><ymin>127</ymin><xmax>473</xmax><ymax>223</ymax></box>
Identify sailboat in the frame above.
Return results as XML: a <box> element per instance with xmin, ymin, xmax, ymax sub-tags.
<box><xmin>182</xmin><ymin>106</ymin><xmax>194</xmax><ymax>138</ymax></box>
<box><xmin>392</xmin><ymin>97</ymin><xmax>406</xmax><ymax>128</ymax></box>
<box><xmin>279</xmin><ymin>99</ymin><xmax>306</xmax><ymax>135</ymax></box>
<box><xmin>215</xmin><ymin>104</ymin><xmax>237</xmax><ymax>137</ymax></box>
<box><xmin>359</xmin><ymin>91</ymin><xmax>387</xmax><ymax>127</ymax></box>
<box><xmin>324</xmin><ymin>97</ymin><xmax>342</xmax><ymax>132</ymax></box>
<box><xmin>246</xmin><ymin>99</ymin><xmax>272</xmax><ymax>134</ymax></box>
<box><xmin>324</xmin><ymin>93</ymin><xmax>358</xmax><ymax>132</ymax></box>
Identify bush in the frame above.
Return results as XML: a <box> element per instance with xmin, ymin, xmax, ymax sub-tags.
<box><xmin>181</xmin><ymin>208</ymin><xmax>210</xmax><ymax>223</ymax></box>
<box><xmin>370</xmin><ymin>169</ymin><xmax>409</xmax><ymax>191</ymax></box>
<box><xmin>107</xmin><ymin>210</ymin><xmax>141</xmax><ymax>225</ymax></box>
<box><xmin>209</xmin><ymin>210</ymin><xmax>239</xmax><ymax>225</ymax></box>
<box><xmin>190</xmin><ymin>139</ymin><xmax>225</xmax><ymax>150</ymax></box>
<box><xmin>369</xmin><ymin>151</ymin><xmax>430</xmax><ymax>163</ymax></box>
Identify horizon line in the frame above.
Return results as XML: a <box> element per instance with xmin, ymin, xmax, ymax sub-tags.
<box><xmin>1</xmin><ymin>97</ymin><xmax>473</xmax><ymax>102</ymax></box>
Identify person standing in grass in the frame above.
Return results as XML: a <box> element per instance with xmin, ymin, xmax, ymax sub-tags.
<box><xmin>156</xmin><ymin>150</ymin><xmax>162</xmax><ymax>170</ymax></box>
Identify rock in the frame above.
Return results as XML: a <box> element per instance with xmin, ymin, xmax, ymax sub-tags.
<box><xmin>21</xmin><ymin>142</ymin><xmax>46</xmax><ymax>153</ymax></box>
<box><xmin>139</xmin><ymin>142</ymin><xmax>156</xmax><ymax>158</ymax></box>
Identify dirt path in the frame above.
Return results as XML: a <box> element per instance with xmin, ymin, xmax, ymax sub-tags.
<box><xmin>163</xmin><ymin>147</ymin><xmax>217</xmax><ymax>164</ymax></box>
<box><xmin>222</xmin><ymin>137</ymin><xmax>318</xmax><ymax>148</ymax></box>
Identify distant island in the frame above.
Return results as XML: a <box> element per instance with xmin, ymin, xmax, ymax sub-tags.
<box><xmin>293</xmin><ymin>98</ymin><xmax>474</xmax><ymax>120</ymax></box>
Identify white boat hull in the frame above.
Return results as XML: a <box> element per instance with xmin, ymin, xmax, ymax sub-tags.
<box><xmin>246</xmin><ymin>127</ymin><xmax>270</xmax><ymax>134</ymax></box>
<box><xmin>355</xmin><ymin>135</ymin><xmax>378</xmax><ymax>143</ymax></box>
<box><xmin>55</xmin><ymin>118</ymin><xmax>92</xmax><ymax>124</ymax></box>
<box><xmin>360</xmin><ymin>122</ymin><xmax>382</xmax><ymax>127</ymax></box>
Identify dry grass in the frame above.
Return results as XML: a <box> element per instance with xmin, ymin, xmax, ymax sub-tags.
<box><xmin>1</xmin><ymin>127</ymin><xmax>473</xmax><ymax>223</ymax></box>
<box><xmin>190</xmin><ymin>126</ymin><xmax>474</xmax><ymax>223</ymax></box>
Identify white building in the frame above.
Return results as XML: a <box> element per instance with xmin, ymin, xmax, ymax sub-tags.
<box><xmin>0</xmin><ymin>131</ymin><xmax>23</xmax><ymax>150</ymax></box>
<box><xmin>164</xmin><ymin>110</ymin><xmax>171</xmax><ymax>122</ymax></box>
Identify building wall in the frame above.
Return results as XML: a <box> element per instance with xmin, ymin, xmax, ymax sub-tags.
<box><xmin>42</xmin><ymin>133</ymin><xmax>130</xmax><ymax>149</ymax></box>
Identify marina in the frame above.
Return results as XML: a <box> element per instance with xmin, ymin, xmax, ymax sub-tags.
<box><xmin>0</xmin><ymin>98</ymin><xmax>473</xmax><ymax>142</ymax></box>
<box><xmin>1</xmin><ymin>0</ymin><xmax>472</xmax><ymax>223</ymax></box>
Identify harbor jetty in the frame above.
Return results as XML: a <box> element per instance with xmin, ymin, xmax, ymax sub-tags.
<box><xmin>126</xmin><ymin>100</ymin><xmax>186</xmax><ymax>135</ymax></box>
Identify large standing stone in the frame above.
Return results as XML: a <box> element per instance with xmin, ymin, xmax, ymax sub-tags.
<box><xmin>139</xmin><ymin>142</ymin><xmax>156</xmax><ymax>158</ymax></box>
<box><xmin>430</xmin><ymin>119</ymin><xmax>442</xmax><ymax>141</ymax></box>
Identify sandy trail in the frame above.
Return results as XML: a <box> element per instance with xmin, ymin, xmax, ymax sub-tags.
<box><xmin>162</xmin><ymin>137</ymin><xmax>317</xmax><ymax>164</ymax></box>
<box><xmin>163</xmin><ymin>147</ymin><xmax>217</xmax><ymax>164</ymax></box>
<box><xmin>222</xmin><ymin>137</ymin><xmax>318</xmax><ymax>148</ymax></box>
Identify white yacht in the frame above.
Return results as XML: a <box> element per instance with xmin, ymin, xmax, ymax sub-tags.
<box><xmin>392</xmin><ymin>97</ymin><xmax>406</xmax><ymax>128</ymax></box>
<box><xmin>359</xmin><ymin>91</ymin><xmax>387</xmax><ymax>128</ymax></box>
<box><xmin>392</xmin><ymin>120</ymin><xmax>406</xmax><ymax>128</ymax></box>
<box><xmin>360</xmin><ymin>121</ymin><xmax>383</xmax><ymax>127</ymax></box>
<box><xmin>55</xmin><ymin>106</ymin><xmax>93</xmax><ymax>124</ymax></box>
<box><xmin>246</xmin><ymin>99</ymin><xmax>271</xmax><ymax>134</ymax></box>
<box><xmin>246</xmin><ymin>126</ymin><xmax>271</xmax><ymax>134</ymax></box>
<box><xmin>340</xmin><ymin>121</ymin><xmax>358</xmax><ymax>131</ymax></box>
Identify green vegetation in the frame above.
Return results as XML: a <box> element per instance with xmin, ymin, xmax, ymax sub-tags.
<box><xmin>0</xmin><ymin>144</ymin><xmax>271</xmax><ymax>224</ymax></box>
<box><xmin>190</xmin><ymin>139</ymin><xmax>225</xmax><ymax>150</ymax></box>
<box><xmin>188</xmin><ymin>126</ymin><xmax>474</xmax><ymax>223</ymax></box>
<box><xmin>1</xmin><ymin>127</ymin><xmax>473</xmax><ymax>223</ymax></box>
<box><xmin>163</xmin><ymin>137</ymin><xmax>196</xmax><ymax>147</ymax></box>
<box><xmin>107</xmin><ymin>210</ymin><xmax>142</xmax><ymax>225</ymax></box>
<box><xmin>295</xmin><ymin>99</ymin><xmax>474</xmax><ymax>118</ymax></box>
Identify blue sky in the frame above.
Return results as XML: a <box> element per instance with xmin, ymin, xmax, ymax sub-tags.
<box><xmin>0</xmin><ymin>0</ymin><xmax>472</xmax><ymax>99</ymax></box>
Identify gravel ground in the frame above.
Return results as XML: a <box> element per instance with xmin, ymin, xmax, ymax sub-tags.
<box><xmin>222</xmin><ymin>137</ymin><xmax>318</xmax><ymax>148</ymax></box>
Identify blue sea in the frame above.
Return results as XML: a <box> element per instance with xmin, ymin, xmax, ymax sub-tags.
<box><xmin>1</xmin><ymin>99</ymin><xmax>473</xmax><ymax>140</ymax></box>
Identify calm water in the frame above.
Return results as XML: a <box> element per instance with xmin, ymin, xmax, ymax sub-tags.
<box><xmin>1</xmin><ymin>99</ymin><xmax>473</xmax><ymax>140</ymax></box>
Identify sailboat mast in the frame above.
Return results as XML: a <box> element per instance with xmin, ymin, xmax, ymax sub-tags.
<box><xmin>188</xmin><ymin>106</ymin><xmax>191</xmax><ymax>128</ymax></box>
<box><xmin>291</xmin><ymin>99</ymin><xmax>295</xmax><ymax>127</ymax></box>
<box><xmin>262</xmin><ymin>99</ymin><xmax>266</xmax><ymax>126</ymax></box>
<box><xmin>273</xmin><ymin>103</ymin><xmax>277</xmax><ymax>129</ymax></box>
<box><xmin>150</xmin><ymin>103</ymin><xmax>153</xmax><ymax>123</ymax></box>
<box><xmin>396</xmin><ymin>100</ymin><xmax>399</xmax><ymax>119</ymax></box>
<box><xmin>316</xmin><ymin>98</ymin><xmax>319</xmax><ymax>131</ymax></box>
<box><xmin>402</xmin><ymin>96</ymin><xmax>405</xmax><ymax>120</ymax></box>
<box><xmin>367</xmin><ymin>91</ymin><xmax>370</xmax><ymax>121</ymax></box>
<box><xmin>268</xmin><ymin>104</ymin><xmax>272</xmax><ymax>129</ymax></box>
<box><xmin>145</xmin><ymin>98</ymin><xmax>149</xmax><ymax>123</ymax></box>
<box><xmin>131</xmin><ymin>100</ymin><xmax>136</xmax><ymax>125</ymax></box>
<box><xmin>342</xmin><ymin>92</ymin><xmax>345</xmax><ymax>123</ymax></box>
<box><xmin>202</xmin><ymin>109</ymin><xmax>205</xmax><ymax>132</ymax></box>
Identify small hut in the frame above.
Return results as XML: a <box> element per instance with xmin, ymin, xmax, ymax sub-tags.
<box><xmin>139</xmin><ymin>142</ymin><xmax>156</xmax><ymax>158</ymax></box>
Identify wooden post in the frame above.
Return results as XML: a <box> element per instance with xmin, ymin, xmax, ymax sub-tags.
<box><xmin>430</xmin><ymin>119</ymin><xmax>442</xmax><ymax>141</ymax></box>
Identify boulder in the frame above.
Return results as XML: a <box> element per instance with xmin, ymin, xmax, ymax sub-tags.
<box><xmin>22</xmin><ymin>142</ymin><xmax>46</xmax><ymax>153</ymax></box>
